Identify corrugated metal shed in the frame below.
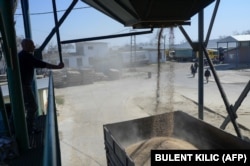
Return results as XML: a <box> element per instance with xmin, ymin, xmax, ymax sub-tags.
<box><xmin>176</xmin><ymin>39</ymin><xmax>227</xmax><ymax>49</ymax></box>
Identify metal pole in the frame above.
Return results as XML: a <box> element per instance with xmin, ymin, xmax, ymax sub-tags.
<box><xmin>43</xmin><ymin>72</ymin><xmax>61</xmax><ymax>166</ymax></box>
<box><xmin>0</xmin><ymin>0</ymin><xmax>29</xmax><ymax>150</ymax></box>
<box><xmin>52</xmin><ymin>0</ymin><xmax>63</xmax><ymax>63</ymax></box>
<box><xmin>202</xmin><ymin>45</ymin><xmax>242</xmax><ymax>138</ymax></box>
<box><xmin>178</xmin><ymin>26</ymin><xmax>195</xmax><ymax>50</ymax></box>
<box><xmin>220</xmin><ymin>80</ymin><xmax>250</xmax><ymax>129</ymax></box>
<box><xmin>164</xmin><ymin>35</ymin><xmax>166</xmax><ymax>61</ymax></box>
<box><xmin>205</xmin><ymin>0</ymin><xmax>220</xmax><ymax>47</ymax></box>
<box><xmin>21</xmin><ymin>0</ymin><xmax>43</xmax><ymax>116</ymax></box>
<box><xmin>20</xmin><ymin>0</ymin><xmax>32</xmax><ymax>39</ymax></box>
<box><xmin>61</xmin><ymin>28</ymin><xmax>153</xmax><ymax>44</ymax></box>
<box><xmin>38</xmin><ymin>0</ymin><xmax>78</xmax><ymax>52</ymax></box>
<box><xmin>198</xmin><ymin>10</ymin><xmax>204</xmax><ymax>120</ymax></box>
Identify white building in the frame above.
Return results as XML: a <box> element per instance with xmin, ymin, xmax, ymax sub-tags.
<box><xmin>61</xmin><ymin>42</ymin><xmax>109</xmax><ymax>69</ymax></box>
<box><xmin>116</xmin><ymin>45</ymin><xmax>166</xmax><ymax>67</ymax></box>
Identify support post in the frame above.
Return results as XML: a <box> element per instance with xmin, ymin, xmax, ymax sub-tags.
<box><xmin>20</xmin><ymin>0</ymin><xmax>44</xmax><ymax>116</ymax></box>
<box><xmin>198</xmin><ymin>10</ymin><xmax>204</xmax><ymax>120</ymax></box>
<box><xmin>202</xmin><ymin>45</ymin><xmax>242</xmax><ymax>138</ymax></box>
<box><xmin>52</xmin><ymin>0</ymin><xmax>63</xmax><ymax>63</ymax></box>
<box><xmin>220</xmin><ymin>81</ymin><xmax>250</xmax><ymax>129</ymax></box>
<box><xmin>0</xmin><ymin>0</ymin><xmax>29</xmax><ymax>150</ymax></box>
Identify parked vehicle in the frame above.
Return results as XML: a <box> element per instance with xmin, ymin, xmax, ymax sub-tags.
<box><xmin>196</xmin><ymin>48</ymin><xmax>219</xmax><ymax>60</ymax></box>
<box><xmin>168</xmin><ymin>49</ymin><xmax>195</xmax><ymax>62</ymax></box>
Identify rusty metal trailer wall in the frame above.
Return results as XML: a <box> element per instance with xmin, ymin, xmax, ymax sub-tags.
<box><xmin>103</xmin><ymin>111</ymin><xmax>250</xmax><ymax>165</ymax></box>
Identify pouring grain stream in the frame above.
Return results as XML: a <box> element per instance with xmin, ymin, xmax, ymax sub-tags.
<box><xmin>152</xmin><ymin>28</ymin><xmax>174</xmax><ymax>136</ymax></box>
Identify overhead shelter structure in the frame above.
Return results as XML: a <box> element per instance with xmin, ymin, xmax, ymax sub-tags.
<box><xmin>80</xmin><ymin>0</ymin><xmax>213</xmax><ymax>28</ymax></box>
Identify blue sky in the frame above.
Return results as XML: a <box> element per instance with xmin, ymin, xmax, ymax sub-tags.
<box><xmin>14</xmin><ymin>0</ymin><xmax>250</xmax><ymax>47</ymax></box>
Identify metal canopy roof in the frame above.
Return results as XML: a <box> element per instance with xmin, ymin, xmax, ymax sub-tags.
<box><xmin>81</xmin><ymin>0</ymin><xmax>215</xmax><ymax>28</ymax></box>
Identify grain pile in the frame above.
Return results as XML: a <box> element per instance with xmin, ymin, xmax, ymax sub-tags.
<box><xmin>126</xmin><ymin>137</ymin><xmax>197</xmax><ymax>166</ymax></box>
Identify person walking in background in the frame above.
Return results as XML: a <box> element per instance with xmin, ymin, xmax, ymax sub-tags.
<box><xmin>190</xmin><ymin>64</ymin><xmax>196</xmax><ymax>77</ymax></box>
<box><xmin>18</xmin><ymin>38</ymin><xmax>64</xmax><ymax>135</ymax></box>
<box><xmin>204</xmin><ymin>68</ymin><xmax>211</xmax><ymax>83</ymax></box>
<box><xmin>194</xmin><ymin>62</ymin><xmax>198</xmax><ymax>73</ymax></box>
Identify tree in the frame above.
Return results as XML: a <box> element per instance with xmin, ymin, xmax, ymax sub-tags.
<box><xmin>242</xmin><ymin>30</ymin><xmax>250</xmax><ymax>35</ymax></box>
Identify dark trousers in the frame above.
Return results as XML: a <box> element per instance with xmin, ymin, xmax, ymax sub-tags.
<box><xmin>22</xmin><ymin>85</ymin><xmax>38</xmax><ymax>132</ymax></box>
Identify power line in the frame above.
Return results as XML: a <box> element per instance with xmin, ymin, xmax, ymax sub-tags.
<box><xmin>15</xmin><ymin>6</ymin><xmax>91</xmax><ymax>16</ymax></box>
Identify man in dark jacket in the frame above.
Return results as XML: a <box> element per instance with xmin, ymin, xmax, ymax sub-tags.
<box><xmin>204</xmin><ymin>68</ymin><xmax>211</xmax><ymax>83</ymax></box>
<box><xmin>18</xmin><ymin>38</ymin><xmax>64</xmax><ymax>134</ymax></box>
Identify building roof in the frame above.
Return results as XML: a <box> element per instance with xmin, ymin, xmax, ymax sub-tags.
<box><xmin>175</xmin><ymin>39</ymin><xmax>227</xmax><ymax>49</ymax></box>
<box><xmin>232</xmin><ymin>34</ymin><xmax>250</xmax><ymax>42</ymax></box>
<box><xmin>218</xmin><ymin>34</ymin><xmax>250</xmax><ymax>43</ymax></box>
<box><xmin>174</xmin><ymin>35</ymin><xmax>250</xmax><ymax>49</ymax></box>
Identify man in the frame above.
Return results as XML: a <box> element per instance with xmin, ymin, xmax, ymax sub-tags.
<box><xmin>18</xmin><ymin>38</ymin><xmax>64</xmax><ymax>134</ymax></box>
<box><xmin>190</xmin><ymin>64</ymin><xmax>195</xmax><ymax>77</ymax></box>
<box><xmin>204</xmin><ymin>68</ymin><xmax>211</xmax><ymax>83</ymax></box>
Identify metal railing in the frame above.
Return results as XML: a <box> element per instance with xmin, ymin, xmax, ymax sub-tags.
<box><xmin>0</xmin><ymin>88</ymin><xmax>11</xmax><ymax>136</ymax></box>
<box><xmin>43</xmin><ymin>71</ymin><xmax>61</xmax><ymax>166</ymax></box>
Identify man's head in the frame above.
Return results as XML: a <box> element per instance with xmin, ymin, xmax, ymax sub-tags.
<box><xmin>21</xmin><ymin>39</ymin><xmax>35</xmax><ymax>53</ymax></box>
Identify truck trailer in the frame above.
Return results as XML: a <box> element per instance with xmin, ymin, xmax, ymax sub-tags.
<box><xmin>171</xmin><ymin>49</ymin><xmax>195</xmax><ymax>62</ymax></box>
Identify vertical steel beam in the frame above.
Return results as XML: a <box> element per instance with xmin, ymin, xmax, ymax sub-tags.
<box><xmin>0</xmin><ymin>0</ymin><xmax>29</xmax><ymax>150</ymax></box>
<box><xmin>20</xmin><ymin>0</ymin><xmax>43</xmax><ymax>116</ymax></box>
<box><xmin>198</xmin><ymin>10</ymin><xmax>204</xmax><ymax>120</ymax></box>
<box><xmin>20</xmin><ymin>0</ymin><xmax>32</xmax><ymax>38</ymax></box>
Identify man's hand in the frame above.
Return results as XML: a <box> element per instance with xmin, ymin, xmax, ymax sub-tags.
<box><xmin>58</xmin><ymin>62</ymin><xmax>64</xmax><ymax>69</ymax></box>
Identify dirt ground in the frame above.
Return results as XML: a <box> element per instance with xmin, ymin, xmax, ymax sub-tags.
<box><xmin>55</xmin><ymin>62</ymin><xmax>250</xmax><ymax>166</ymax></box>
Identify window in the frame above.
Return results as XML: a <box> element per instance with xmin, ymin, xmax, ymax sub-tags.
<box><xmin>88</xmin><ymin>46</ymin><xmax>93</xmax><ymax>50</ymax></box>
<box><xmin>77</xmin><ymin>58</ymin><xmax>83</xmax><ymax>67</ymax></box>
<box><xmin>63</xmin><ymin>59</ymin><xmax>69</xmax><ymax>67</ymax></box>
